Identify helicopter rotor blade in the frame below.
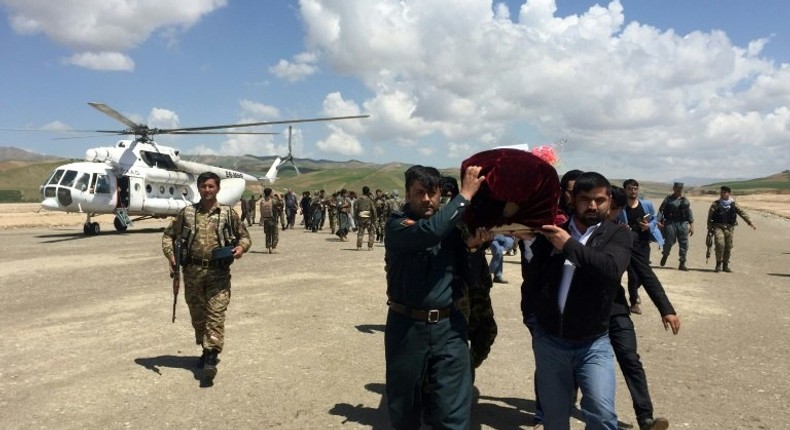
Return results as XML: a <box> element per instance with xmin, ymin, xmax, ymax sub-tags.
<box><xmin>167</xmin><ymin>131</ymin><xmax>280</xmax><ymax>135</ymax></box>
<box><xmin>88</xmin><ymin>102</ymin><xmax>142</xmax><ymax>130</ymax></box>
<box><xmin>159</xmin><ymin>114</ymin><xmax>369</xmax><ymax>134</ymax></box>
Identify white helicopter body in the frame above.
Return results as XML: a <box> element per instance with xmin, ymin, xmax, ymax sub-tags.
<box><xmin>33</xmin><ymin>102</ymin><xmax>367</xmax><ymax>235</ymax></box>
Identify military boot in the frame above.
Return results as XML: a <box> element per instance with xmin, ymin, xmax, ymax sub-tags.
<box><xmin>723</xmin><ymin>262</ymin><xmax>732</xmax><ymax>273</ymax></box>
<box><xmin>715</xmin><ymin>261</ymin><xmax>722</xmax><ymax>272</ymax></box>
<box><xmin>202</xmin><ymin>350</ymin><xmax>219</xmax><ymax>383</ymax></box>
<box><xmin>197</xmin><ymin>348</ymin><xmax>209</xmax><ymax>369</ymax></box>
<box><xmin>678</xmin><ymin>261</ymin><xmax>689</xmax><ymax>271</ymax></box>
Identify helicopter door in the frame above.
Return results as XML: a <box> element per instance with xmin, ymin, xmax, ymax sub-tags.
<box><xmin>117</xmin><ymin>176</ymin><xmax>131</xmax><ymax>209</ymax></box>
<box><xmin>125</xmin><ymin>176</ymin><xmax>145</xmax><ymax>212</ymax></box>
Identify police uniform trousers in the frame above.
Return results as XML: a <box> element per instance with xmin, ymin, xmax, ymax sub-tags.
<box><xmin>356</xmin><ymin>217</ymin><xmax>375</xmax><ymax>248</ymax></box>
<box><xmin>711</xmin><ymin>224</ymin><xmax>735</xmax><ymax>263</ymax></box>
<box><xmin>183</xmin><ymin>264</ymin><xmax>231</xmax><ymax>353</ymax></box>
<box><xmin>262</xmin><ymin>218</ymin><xmax>279</xmax><ymax>249</ymax></box>
<box><xmin>385</xmin><ymin>310</ymin><xmax>472</xmax><ymax>430</ymax></box>
<box><xmin>662</xmin><ymin>221</ymin><xmax>689</xmax><ymax>262</ymax></box>
<box><xmin>609</xmin><ymin>313</ymin><xmax>654</xmax><ymax>423</ymax></box>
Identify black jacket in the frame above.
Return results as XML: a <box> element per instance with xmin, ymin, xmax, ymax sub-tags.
<box><xmin>521</xmin><ymin>219</ymin><xmax>631</xmax><ymax>340</ymax></box>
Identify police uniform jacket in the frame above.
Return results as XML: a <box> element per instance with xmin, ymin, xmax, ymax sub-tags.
<box><xmin>385</xmin><ymin>194</ymin><xmax>470</xmax><ymax>310</ymax></box>
<box><xmin>521</xmin><ymin>219</ymin><xmax>631</xmax><ymax>340</ymax></box>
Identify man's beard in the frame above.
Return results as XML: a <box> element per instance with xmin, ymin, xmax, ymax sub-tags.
<box><xmin>579</xmin><ymin>210</ymin><xmax>606</xmax><ymax>227</ymax></box>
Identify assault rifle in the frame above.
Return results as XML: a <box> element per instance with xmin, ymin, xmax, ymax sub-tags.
<box><xmin>171</xmin><ymin>239</ymin><xmax>183</xmax><ymax>323</ymax></box>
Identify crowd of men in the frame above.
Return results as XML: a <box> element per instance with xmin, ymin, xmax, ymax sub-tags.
<box><xmin>161</xmin><ymin>167</ymin><xmax>756</xmax><ymax>428</ymax></box>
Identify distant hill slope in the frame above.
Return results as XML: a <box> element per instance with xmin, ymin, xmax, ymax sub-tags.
<box><xmin>0</xmin><ymin>146</ymin><xmax>63</xmax><ymax>162</ymax></box>
<box><xmin>695</xmin><ymin>171</ymin><xmax>790</xmax><ymax>195</ymax></box>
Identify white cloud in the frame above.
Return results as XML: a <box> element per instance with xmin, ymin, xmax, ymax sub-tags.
<box><xmin>3</xmin><ymin>0</ymin><xmax>226</xmax><ymax>71</ymax></box>
<box><xmin>147</xmin><ymin>108</ymin><xmax>180</xmax><ymax>129</ymax></box>
<box><xmin>62</xmin><ymin>52</ymin><xmax>135</xmax><ymax>71</ymax></box>
<box><xmin>41</xmin><ymin>121</ymin><xmax>72</xmax><ymax>131</ymax></box>
<box><xmin>269</xmin><ymin>51</ymin><xmax>319</xmax><ymax>81</ymax></box>
<box><xmin>296</xmin><ymin>0</ymin><xmax>790</xmax><ymax>179</ymax></box>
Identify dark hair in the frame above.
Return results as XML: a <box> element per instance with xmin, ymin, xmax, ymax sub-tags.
<box><xmin>610</xmin><ymin>185</ymin><xmax>627</xmax><ymax>209</ymax></box>
<box><xmin>362</xmin><ymin>186</ymin><xmax>370</xmax><ymax>195</ymax></box>
<box><xmin>404</xmin><ymin>165</ymin><xmax>442</xmax><ymax>192</ymax></box>
<box><xmin>721</xmin><ymin>186</ymin><xmax>731</xmax><ymax>193</ymax></box>
<box><xmin>623</xmin><ymin>178</ymin><xmax>639</xmax><ymax>189</ymax></box>
<box><xmin>197</xmin><ymin>172</ymin><xmax>221</xmax><ymax>186</ymax></box>
<box><xmin>572</xmin><ymin>172</ymin><xmax>611</xmax><ymax>197</ymax></box>
<box><xmin>263</xmin><ymin>187</ymin><xmax>272</xmax><ymax>197</ymax></box>
<box><xmin>560</xmin><ymin>169</ymin><xmax>584</xmax><ymax>191</ymax></box>
<box><xmin>441</xmin><ymin>176</ymin><xmax>459</xmax><ymax>197</ymax></box>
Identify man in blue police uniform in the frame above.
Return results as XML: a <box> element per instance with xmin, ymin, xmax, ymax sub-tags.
<box><xmin>384</xmin><ymin>164</ymin><xmax>487</xmax><ymax>429</ymax></box>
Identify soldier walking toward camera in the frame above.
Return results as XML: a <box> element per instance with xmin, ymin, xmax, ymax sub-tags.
<box><xmin>162</xmin><ymin>172</ymin><xmax>251</xmax><ymax>385</ymax></box>
<box><xmin>657</xmin><ymin>182</ymin><xmax>694</xmax><ymax>271</ymax></box>
<box><xmin>260</xmin><ymin>187</ymin><xmax>279</xmax><ymax>254</ymax></box>
<box><xmin>355</xmin><ymin>186</ymin><xmax>378</xmax><ymax>250</ymax></box>
<box><xmin>707</xmin><ymin>186</ymin><xmax>756</xmax><ymax>273</ymax></box>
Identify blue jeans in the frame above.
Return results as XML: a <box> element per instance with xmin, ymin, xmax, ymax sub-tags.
<box><xmin>532</xmin><ymin>327</ymin><xmax>617</xmax><ymax>430</ymax></box>
<box><xmin>489</xmin><ymin>235</ymin><xmax>515</xmax><ymax>278</ymax></box>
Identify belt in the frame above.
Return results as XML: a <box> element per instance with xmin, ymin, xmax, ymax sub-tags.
<box><xmin>189</xmin><ymin>256</ymin><xmax>228</xmax><ymax>268</ymax></box>
<box><xmin>387</xmin><ymin>300</ymin><xmax>455</xmax><ymax>323</ymax></box>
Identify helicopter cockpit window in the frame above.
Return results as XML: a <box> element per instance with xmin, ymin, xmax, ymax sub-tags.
<box><xmin>60</xmin><ymin>170</ymin><xmax>78</xmax><ymax>188</ymax></box>
<box><xmin>95</xmin><ymin>175</ymin><xmax>111</xmax><ymax>194</ymax></box>
<box><xmin>48</xmin><ymin>169</ymin><xmax>64</xmax><ymax>185</ymax></box>
<box><xmin>140</xmin><ymin>151</ymin><xmax>176</xmax><ymax>169</ymax></box>
<box><xmin>74</xmin><ymin>173</ymin><xmax>90</xmax><ymax>192</ymax></box>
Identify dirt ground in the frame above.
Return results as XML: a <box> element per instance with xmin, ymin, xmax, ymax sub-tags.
<box><xmin>1</xmin><ymin>198</ymin><xmax>789</xmax><ymax>429</ymax></box>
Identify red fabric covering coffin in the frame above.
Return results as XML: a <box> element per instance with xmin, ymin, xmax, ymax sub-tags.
<box><xmin>461</xmin><ymin>148</ymin><xmax>561</xmax><ymax>231</ymax></box>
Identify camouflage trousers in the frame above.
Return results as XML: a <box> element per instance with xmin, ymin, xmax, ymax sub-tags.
<box><xmin>328</xmin><ymin>210</ymin><xmax>337</xmax><ymax>233</ymax></box>
<box><xmin>262</xmin><ymin>218</ymin><xmax>279</xmax><ymax>249</ymax></box>
<box><xmin>183</xmin><ymin>265</ymin><xmax>232</xmax><ymax>353</ymax></box>
<box><xmin>356</xmin><ymin>217</ymin><xmax>375</xmax><ymax>248</ymax></box>
<box><xmin>711</xmin><ymin>224</ymin><xmax>735</xmax><ymax>263</ymax></box>
<box><xmin>375</xmin><ymin>217</ymin><xmax>387</xmax><ymax>241</ymax></box>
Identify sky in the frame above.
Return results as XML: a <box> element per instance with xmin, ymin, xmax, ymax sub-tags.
<box><xmin>1</xmin><ymin>0</ymin><xmax>789</xmax><ymax>182</ymax></box>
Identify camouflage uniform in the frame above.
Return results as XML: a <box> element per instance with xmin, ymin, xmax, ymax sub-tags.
<box><xmin>273</xmin><ymin>194</ymin><xmax>286</xmax><ymax>230</ymax></box>
<box><xmin>326</xmin><ymin>193</ymin><xmax>338</xmax><ymax>234</ymax></box>
<box><xmin>374</xmin><ymin>193</ymin><xmax>389</xmax><ymax>242</ymax></box>
<box><xmin>259</xmin><ymin>197</ymin><xmax>279</xmax><ymax>252</ymax></box>
<box><xmin>162</xmin><ymin>202</ymin><xmax>251</xmax><ymax>353</ymax></box>
<box><xmin>707</xmin><ymin>198</ymin><xmax>753</xmax><ymax>271</ymax></box>
<box><xmin>354</xmin><ymin>193</ymin><xmax>378</xmax><ymax>249</ymax></box>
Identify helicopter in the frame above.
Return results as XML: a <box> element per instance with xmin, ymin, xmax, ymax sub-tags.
<box><xmin>39</xmin><ymin>102</ymin><xmax>368</xmax><ymax>235</ymax></box>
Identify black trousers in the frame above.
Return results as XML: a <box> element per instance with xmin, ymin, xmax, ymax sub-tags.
<box><xmin>609</xmin><ymin>313</ymin><xmax>654</xmax><ymax>422</ymax></box>
<box><xmin>627</xmin><ymin>241</ymin><xmax>651</xmax><ymax>306</ymax></box>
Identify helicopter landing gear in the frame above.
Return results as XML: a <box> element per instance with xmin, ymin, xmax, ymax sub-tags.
<box><xmin>83</xmin><ymin>222</ymin><xmax>100</xmax><ymax>235</ymax></box>
<box><xmin>83</xmin><ymin>214</ymin><xmax>100</xmax><ymax>235</ymax></box>
<box><xmin>113</xmin><ymin>216</ymin><xmax>128</xmax><ymax>232</ymax></box>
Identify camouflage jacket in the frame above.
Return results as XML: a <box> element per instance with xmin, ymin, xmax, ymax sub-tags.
<box><xmin>162</xmin><ymin>202</ymin><xmax>251</xmax><ymax>261</ymax></box>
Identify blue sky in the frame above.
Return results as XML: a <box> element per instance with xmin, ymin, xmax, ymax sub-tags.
<box><xmin>1</xmin><ymin>0</ymin><xmax>789</xmax><ymax>182</ymax></box>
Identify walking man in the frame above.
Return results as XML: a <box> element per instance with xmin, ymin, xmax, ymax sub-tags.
<box><xmin>707</xmin><ymin>186</ymin><xmax>756</xmax><ymax>272</ymax></box>
<box><xmin>521</xmin><ymin>172</ymin><xmax>631</xmax><ymax>430</ymax></box>
<box><xmin>161</xmin><ymin>172</ymin><xmax>251</xmax><ymax>385</ymax></box>
<box><xmin>355</xmin><ymin>186</ymin><xmax>377</xmax><ymax>250</ymax></box>
<box><xmin>384</xmin><ymin>164</ymin><xmax>486</xmax><ymax>429</ymax></box>
<box><xmin>657</xmin><ymin>182</ymin><xmax>694</xmax><ymax>271</ymax></box>
<box><xmin>259</xmin><ymin>187</ymin><xmax>279</xmax><ymax>254</ymax></box>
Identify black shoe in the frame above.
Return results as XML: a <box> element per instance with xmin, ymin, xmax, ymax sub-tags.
<box><xmin>492</xmin><ymin>276</ymin><xmax>508</xmax><ymax>284</ymax></box>
<box><xmin>660</xmin><ymin>254</ymin><xmax>668</xmax><ymax>267</ymax></box>
<box><xmin>202</xmin><ymin>350</ymin><xmax>219</xmax><ymax>384</ymax></box>
<box><xmin>723</xmin><ymin>262</ymin><xmax>732</xmax><ymax>273</ymax></box>
<box><xmin>715</xmin><ymin>261</ymin><xmax>722</xmax><ymax>272</ymax></box>
<box><xmin>197</xmin><ymin>349</ymin><xmax>209</xmax><ymax>369</ymax></box>
<box><xmin>630</xmin><ymin>303</ymin><xmax>642</xmax><ymax>315</ymax></box>
<box><xmin>639</xmin><ymin>417</ymin><xmax>669</xmax><ymax>430</ymax></box>
<box><xmin>679</xmin><ymin>262</ymin><xmax>689</xmax><ymax>271</ymax></box>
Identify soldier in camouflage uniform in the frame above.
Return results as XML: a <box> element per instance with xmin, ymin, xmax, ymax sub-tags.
<box><xmin>162</xmin><ymin>172</ymin><xmax>251</xmax><ymax>385</ymax></box>
<box><xmin>707</xmin><ymin>185</ymin><xmax>757</xmax><ymax>273</ymax></box>
<box><xmin>273</xmin><ymin>192</ymin><xmax>286</xmax><ymax>230</ymax></box>
<box><xmin>259</xmin><ymin>187</ymin><xmax>279</xmax><ymax>253</ymax></box>
<box><xmin>354</xmin><ymin>186</ymin><xmax>378</xmax><ymax>250</ymax></box>
<box><xmin>374</xmin><ymin>189</ymin><xmax>388</xmax><ymax>243</ymax></box>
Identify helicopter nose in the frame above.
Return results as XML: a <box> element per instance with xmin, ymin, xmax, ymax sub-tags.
<box><xmin>41</xmin><ymin>197</ymin><xmax>61</xmax><ymax>210</ymax></box>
